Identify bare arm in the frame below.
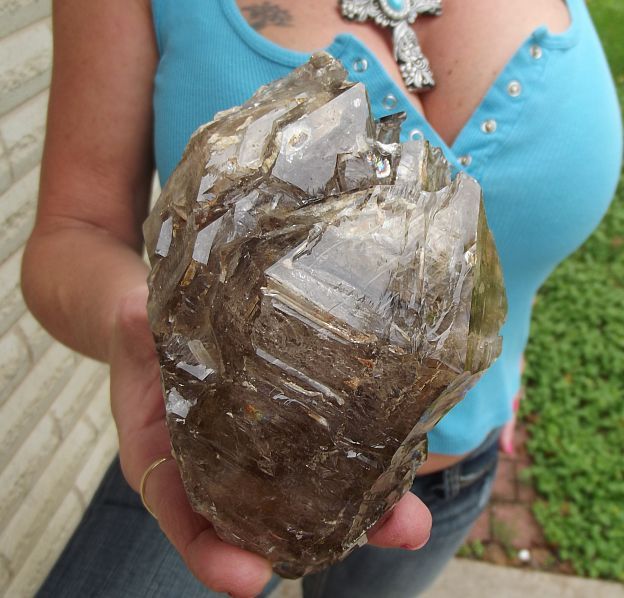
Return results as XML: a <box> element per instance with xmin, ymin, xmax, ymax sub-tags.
<box><xmin>22</xmin><ymin>3</ymin><xmax>432</xmax><ymax>593</ymax></box>
<box><xmin>19</xmin><ymin>6</ymin><xmax>276</xmax><ymax>591</ymax></box>
<box><xmin>21</xmin><ymin>0</ymin><xmax>157</xmax><ymax>361</ymax></box>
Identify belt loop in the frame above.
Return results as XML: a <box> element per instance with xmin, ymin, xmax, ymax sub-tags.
<box><xmin>443</xmin><ymin>464</ymin><xmax>461</xmax><ymax>499</ymax></box>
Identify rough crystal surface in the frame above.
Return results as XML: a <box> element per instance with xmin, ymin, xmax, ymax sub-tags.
<box><xmin>144</xmin><ymin>53</ymin><xmax>507</xmax><ymax>578</ymax></box>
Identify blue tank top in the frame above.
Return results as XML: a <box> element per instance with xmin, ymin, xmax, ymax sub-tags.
<box><xmin>150</xmin><ymin>0</ymin><xmax>622</xmax><ymax>453</ymax></box>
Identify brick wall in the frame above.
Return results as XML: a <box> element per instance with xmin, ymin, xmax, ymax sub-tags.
<box><xmin>0</xmin><ymin>2</ymin><xmax>117</xmax><ymax>595</ymax></box>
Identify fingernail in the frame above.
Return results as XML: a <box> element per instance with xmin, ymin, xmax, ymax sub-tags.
<box><xmin>502</xmin><ymin>440</ymin><xmax>514</xmax><ymax>455</ymax></box>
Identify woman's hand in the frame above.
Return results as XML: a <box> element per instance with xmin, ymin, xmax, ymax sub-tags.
<box><xmin>499</xmin><ymin>356</ymin><xmax>526</xmax><ymax>455</ymax></box>
<box><xmin>109</xmin><ymin>286</ymin><xmax>432</xmax><ymax>597</ymax></box>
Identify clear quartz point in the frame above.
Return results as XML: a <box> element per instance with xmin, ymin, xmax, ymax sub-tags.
<box><xmin>144</xmin><ymin>52</ymin><xmax>507</xmax><ymax>578</ymax></box>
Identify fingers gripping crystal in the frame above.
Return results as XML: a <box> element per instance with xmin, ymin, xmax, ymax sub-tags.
<box><xmin>143</xmin><ymin>52</ymin><xmax>507</xmax><ymax>578</ymax></box>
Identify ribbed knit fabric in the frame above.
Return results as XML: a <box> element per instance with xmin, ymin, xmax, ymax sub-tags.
<box><xmin>151</xmin><ymin>0</ymin><xmax>622</xmax><ymax>454</ymax></box>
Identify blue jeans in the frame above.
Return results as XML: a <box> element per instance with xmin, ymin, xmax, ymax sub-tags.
<box><xmin>37</xmin><ymin>429</ymin><xmax>500</xmax><ymax>598</ymax></box>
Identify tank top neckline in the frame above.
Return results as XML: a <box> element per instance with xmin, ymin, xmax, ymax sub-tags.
<box><xmin>221</xmin><ymin>0</ymin><xmax>581</xmax><ymax>68</ymax></box>
<box><xmin>220</xmin><ymin>0</ymin><xmax>582</xmax><ymax>162</ymax></box>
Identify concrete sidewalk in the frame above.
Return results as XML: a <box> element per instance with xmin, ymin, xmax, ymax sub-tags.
<box><xmin>270</xmin><ymin>559</ymin><xmax>624</xmax><ymax>598</ymax></box>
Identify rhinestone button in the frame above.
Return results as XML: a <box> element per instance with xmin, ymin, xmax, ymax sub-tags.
<box><xmin>382</xmin><ymin>94</ymin><xmax>398</xmax><ymax>110</ymax></box>
<box><xmin>507</xmin><ymin>80</ymin><xmax>522</xmax><ymax>97</ymax></box>
<box><xmin>481</xmin><ymin>119</ymin><xmax>497</xmax><ymax>134</ymax></box>
<box><xmin>459</xmin><ymin>155</ymin><xmax>472</xmax><ymax>167</ymax></box>
<box><xmin>353</xmin><ymin>58</ymin><xmax>368</xmax><ymax>73</ymax></box>
<box><xmin>530</xmin><ymin>44</ymin><xmax>543</xmax><ymax>59</ymax></box>
<box><xmin>409</xmin><ymin>128</ymin><xmax>423</xmax><ymax>140</ymax></box>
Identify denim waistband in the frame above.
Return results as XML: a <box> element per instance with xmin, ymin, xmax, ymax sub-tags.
<box><xmin>412</xmin><ymin>427</ymin><xmax>502</xmax><ymax>501</ymax></box>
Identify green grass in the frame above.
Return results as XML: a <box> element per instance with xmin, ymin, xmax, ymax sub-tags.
<box><xmin>587</xmin><ymin>0</ymin><xmax>624</xmax><ymax>98</ymax></box>
<box><xmin>457</xmin><ymin>540</ymin><xmax>485</xmax><ymax>560</ymax></box>
<box><xmin>520</xmin><ymin>0</ymin><xmax>624</xmax><ymax>582</ymax></box>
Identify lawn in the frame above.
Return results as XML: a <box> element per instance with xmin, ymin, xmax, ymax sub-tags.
<box><xmin>519</xmin><ymin>0</ymin><xmax>624</xmax><ymax>582</ymax></box>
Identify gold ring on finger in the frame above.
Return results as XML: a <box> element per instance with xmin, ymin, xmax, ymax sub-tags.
<box><xmin>139</xmin><ymin>455</ymin><xmax>174</xmax><ymax>519</ymax></box>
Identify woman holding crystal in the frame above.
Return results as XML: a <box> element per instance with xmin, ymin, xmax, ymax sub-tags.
<box><xmin>24</xmin><ymin>1</ymin><xmax>621</xmax><ymax>597</ymax></box>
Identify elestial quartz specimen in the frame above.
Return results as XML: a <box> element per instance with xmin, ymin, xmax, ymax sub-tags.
<box><xmin>144</xmin><ymin>52</ymin><xmax>507</xmax><ymax>578</ymax></box>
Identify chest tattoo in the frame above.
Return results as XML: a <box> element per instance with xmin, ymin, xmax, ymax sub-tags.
<box><xmin>241</xmin><ymin>2</ymin><xmax>294</xmax><ymax>30</ymax></box>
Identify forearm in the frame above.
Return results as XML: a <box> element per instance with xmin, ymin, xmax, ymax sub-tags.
<box><xmin>22</xmin><ymin>221</ymin><xmax>149</xmax><ymax>363</ymax></box>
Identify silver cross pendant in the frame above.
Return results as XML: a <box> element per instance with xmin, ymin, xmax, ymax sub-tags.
<box><xmin>340</xmin><ymin>0</ymin><xmax>442</xmax><ymax>92</ymax></box>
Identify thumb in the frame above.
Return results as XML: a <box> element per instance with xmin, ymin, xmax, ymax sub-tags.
<box><xmin>110</xmin><ymin>285</ymin><xmax>154</xmax><ymax>364</ymax></box>
<box><xmin>109</xmin><ymin>285</ymin><xmax>164</xmax><ymax>451</ymax></box>
<box><xmin>367</xmin><ymin>493</ymin><xmax>432</xmax><ymax>550</ymax></box>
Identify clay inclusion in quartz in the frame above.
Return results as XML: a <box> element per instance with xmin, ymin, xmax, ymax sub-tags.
<box><xmin>144</xmin><ymin>52</ymin><xmax>507</xmax><ymax>578</ymax></box>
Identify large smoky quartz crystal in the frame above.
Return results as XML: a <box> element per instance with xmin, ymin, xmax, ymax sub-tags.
<box><xmin>144</xmin><ymin>52</ymin><xmax>507</xmax><ymax>578</ymax></box>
